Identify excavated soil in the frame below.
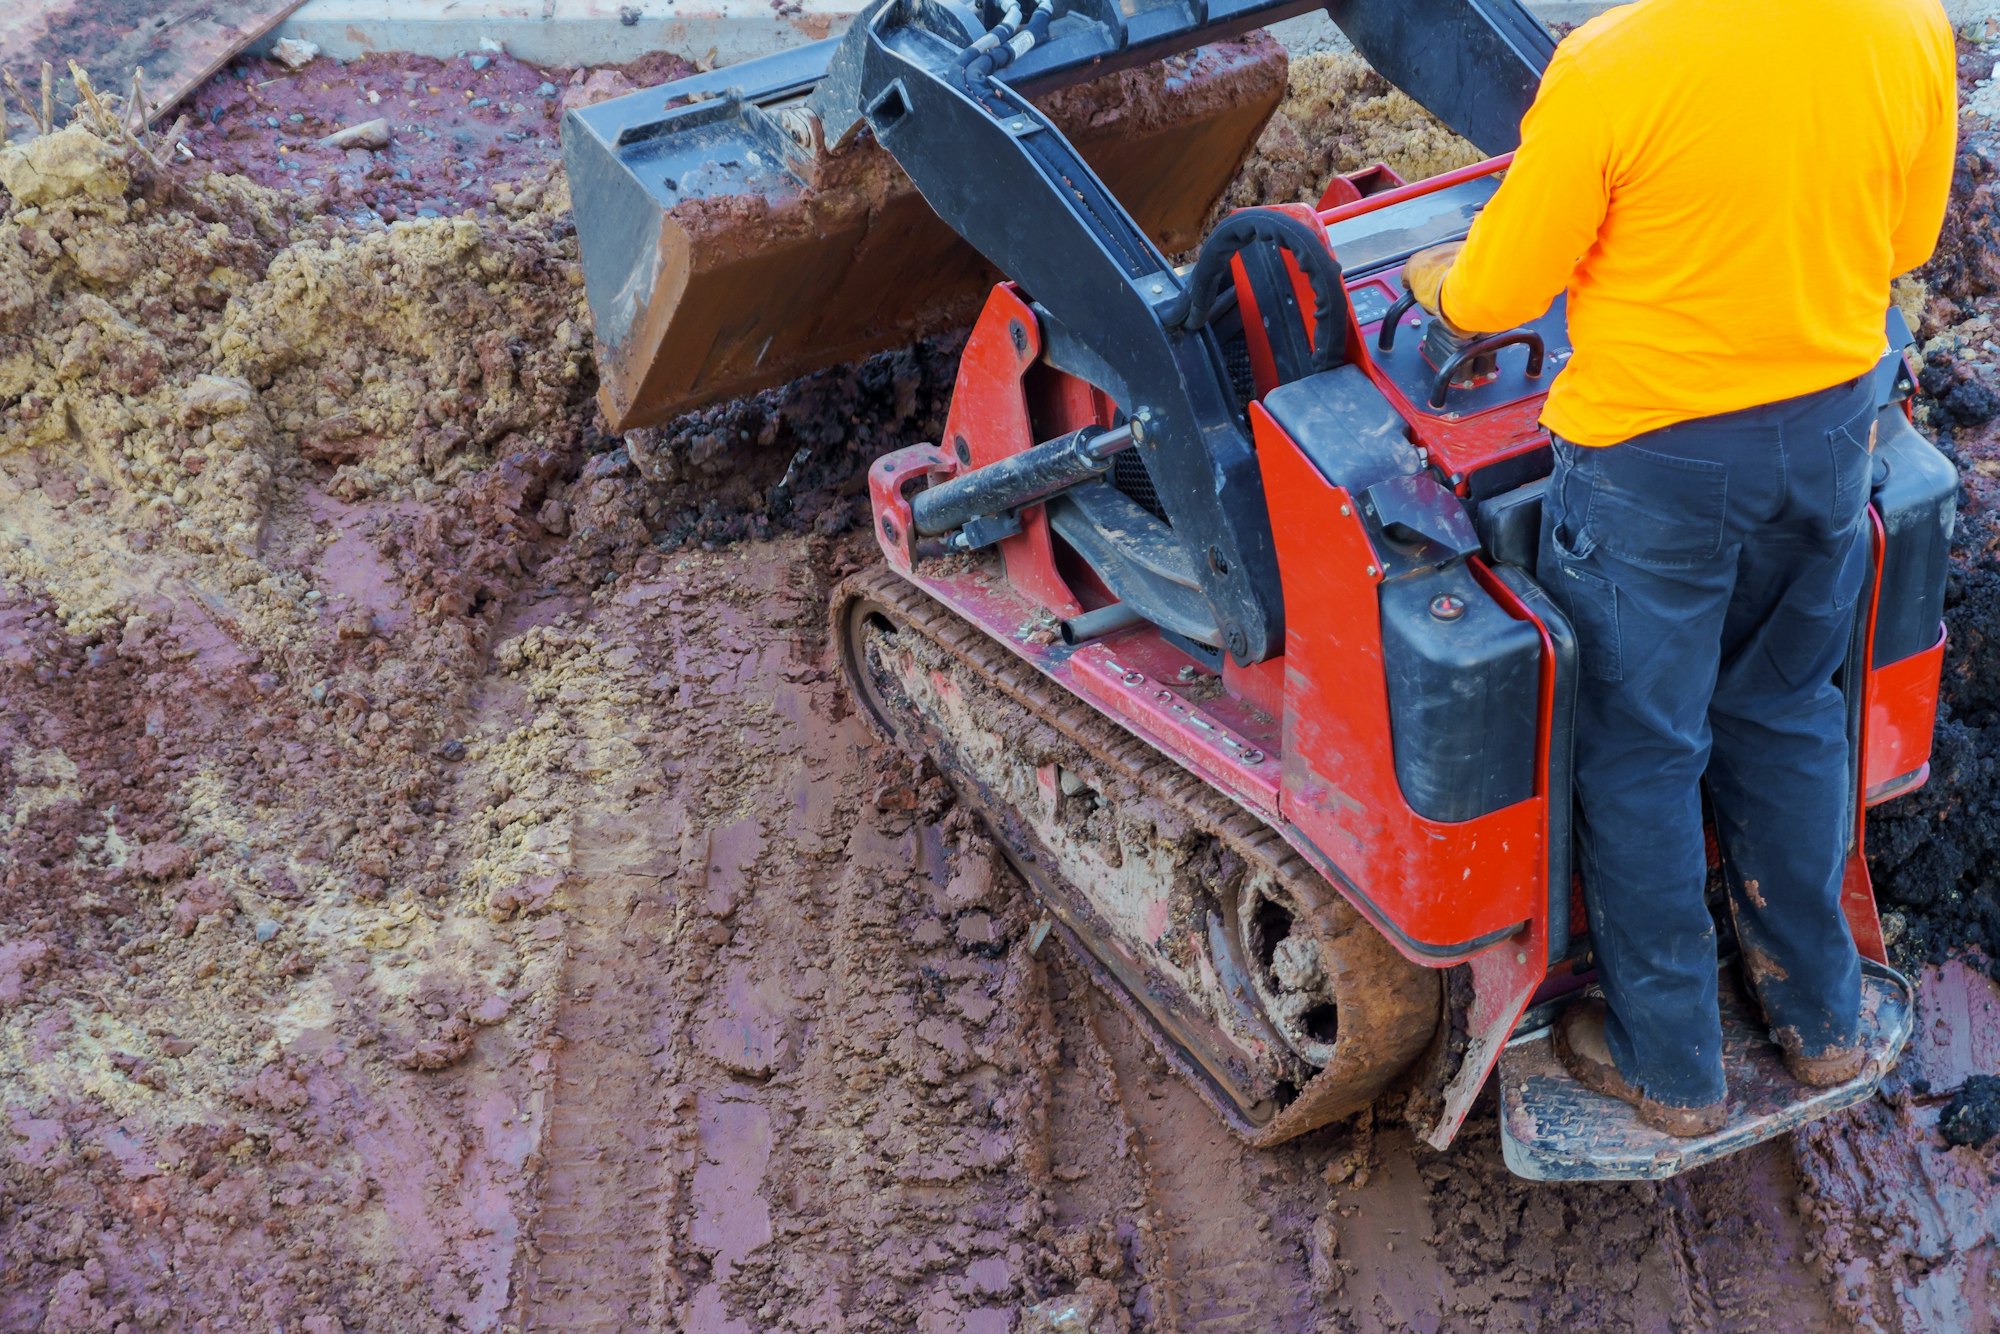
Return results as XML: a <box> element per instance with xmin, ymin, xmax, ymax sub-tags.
<box><xmin>0</xmin><ymin>35</ymin><xmax>1997</xmax><ymax>1334</ymax></box>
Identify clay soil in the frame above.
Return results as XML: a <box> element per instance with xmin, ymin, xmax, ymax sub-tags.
<box><xmin>0</xmin><ymin>38</ymin><xmax>1996</xmax><ymax>1334</ymax></box>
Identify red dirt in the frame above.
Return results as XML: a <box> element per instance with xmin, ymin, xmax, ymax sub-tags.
<box><xmin>0</xmin><ymin>33</ymin><xmax>1997</xmax><ymax>1334</ymax></box>
<box><xmin>175</xmin><ymin>49</ymin><xmax>695</xmax><ymax>222</ymax></box>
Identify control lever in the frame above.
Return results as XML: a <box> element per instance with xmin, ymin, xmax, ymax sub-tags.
<box><xmin>1427</xmin><ymin>329</ymin><xmax>1546</xmax><ymax>409</ymax></box>
<box><xmin>1377</xmin><ymin>289</ymin><xmax>1422</xmax><ymax>352</ymax></box>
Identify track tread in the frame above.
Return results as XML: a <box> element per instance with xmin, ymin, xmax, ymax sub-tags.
<box><xmin>833</xmin><ymin>565</ymin><xmax>1437</xmax><ymax>1146</ymax></box>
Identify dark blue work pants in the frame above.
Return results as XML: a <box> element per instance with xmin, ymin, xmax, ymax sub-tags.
<box><xmin>1539</xmin><ymin>374</ymin><xmax>1877</xmax><ymax>1108</ymax></box>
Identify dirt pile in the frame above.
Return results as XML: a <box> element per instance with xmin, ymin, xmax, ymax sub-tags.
<box><xmin>1216</xmin><ymin>51</ymin><xmax>1483</xmax><ymax>215</ymax></box>
<box><xmin>0</xmin><ymin>110</ymin><xmax>630</xmax><ymax>1327</ymax></box>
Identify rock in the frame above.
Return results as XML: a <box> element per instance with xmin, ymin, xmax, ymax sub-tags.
<box><xmin>319</xmin><ymin>119</ymin><xmax>391</xmax><ymax>152</ymax></box>
<box><xmin>1019</xmin><ymin>1278</ymin><xmax>1127</xmax><ymax>1334</ymax></box>
<box><xmin>254</xmin><ymin>918</ymin><xmax>280</xmax><ymax>943</ymax></box>
<box><xmin>471</xmin><ymin>993</ymin><xmax>511</xmax><ymax>1025</ymax></box>
<box><xmin>536</xmin><ymin>81</ymin><xmax>558</xmax><ymax>97</ymax></box>
<box><xmin>487</xmin><ymin>875</ymin><xmax>559</xmax><ymax>920</ymax></box>
<box><xmin>271</xmin><ymin>37</ymin><xmax>321</xmax><ymax>70</ymax></box>
<box><xmin>233</xmin><ymin>1063</ymin><xmax>309</xmax><ymax>1112</ymax></box>
<box><xmin>582</xmin><ymin>446</ymin><xmax>632</xmax><ymax>481</ymax></box>
<box><xmin>135</xmin><ymin>841</ymin><xmax>196</xmax><ymax>881</ymax></box>
<box><xmin>0</xmin><ymin>938</ymin><xmax>52</xmax><ymax>1007</ymax></box>
<box><xmin>171</xmin><ymin>878</ymin><xmax>234</xmax><ymax>937</ymax></box>
<box><xmin>954</xmin><ymin>912</ymin><xmax>1001</xmax><ymax>948</ymax></box>
<box><xmin>1307</xmin><ymin>1213</ymin><xmax>1343</xmax><ymax>1295</ymax></box>
<box><xmin>562</xmin><ymin>68</ymin><xmax>637</xmax><ymax>116</ymax></box>
<box><xmin>298</xmin><ymin>411</ymin><xmax>373</xmax><ymax>463</ymax></box>
<box><xmin>0</xmin><ymin>125</ymin><xmax>130</xmax><ymax>208</ymax></box>
<box><xmin>469</xmin><ymin>55</ymin><xmax>492</xmax><ymax>71</ymax></box>
<box><xmin>393</xmin><ymin>1026</ymin><xmax>476</xmax><ymax>1070</ymax></box>
<box><xmin>66</xmin><ymin>231</ymin><xmax>144</xmax><ymax>285</ymax></box>
<box><xmin>178</xmin><ymin>375</ymin><xmax>258</xmax><ymax>424</ymax></box>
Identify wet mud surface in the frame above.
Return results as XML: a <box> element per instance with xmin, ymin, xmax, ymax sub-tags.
<box><xmin>0</xmin><ymin>31</ymin><xmax>1997</xmax><ymax>1334</ymax></box>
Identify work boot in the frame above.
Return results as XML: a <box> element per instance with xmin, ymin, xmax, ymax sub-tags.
<box><xmin>1781</xmin><ymin>1044</ymin><xmax>1869</xmax><ymax>1086</ymax></box>
<box><xmin>1554</xmin><ymin>998</ymin><xmax>1728</xmax><ymax>1138</ymax></box>
<box><xmin>1737</xmin><ymin>963</ymin><xmax>1869</xmax><ymax>1087</ymax></box>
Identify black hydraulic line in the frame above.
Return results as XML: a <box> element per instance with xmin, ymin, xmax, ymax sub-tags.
<box><xmin>911</xmin><ymin>425</ymin><xmax>1134</xmax><ymax>537</ymax></box>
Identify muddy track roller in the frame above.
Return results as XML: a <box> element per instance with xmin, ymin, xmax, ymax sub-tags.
<box><xmin>834</xmin><ymin>567</ymin><xmax>1439</xmax><ymax>1145</ymax></box>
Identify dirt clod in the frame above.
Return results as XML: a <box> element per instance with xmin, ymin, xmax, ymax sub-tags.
<box><xmin>1941</xmin><ymin>1073</ymin><xmax>2000</xmax><ymax>1147</ymax></box>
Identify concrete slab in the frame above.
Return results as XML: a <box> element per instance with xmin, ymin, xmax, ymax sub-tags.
<box><xmin>262</xmin><ymin>0</ymin><xmax>2000</xmax><ymax>71</ymax></box>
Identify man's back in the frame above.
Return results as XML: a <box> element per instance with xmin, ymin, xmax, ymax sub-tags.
<box><xmin>1443</xmin><ymin>0</ymin><xmax>1957</xmax><ymax>447</ymax></box>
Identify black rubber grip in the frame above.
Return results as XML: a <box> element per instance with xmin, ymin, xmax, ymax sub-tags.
<box><xmin>1169</xmin><ymin>208</ymin><xmax>1347</xmax><ymax>373</ymax></box>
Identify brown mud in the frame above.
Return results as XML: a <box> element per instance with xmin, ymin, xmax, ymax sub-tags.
<box><xmin>0</xmin><ymin>32</ymin><xmax>1997</xmax><ymax>1334</ymax></box>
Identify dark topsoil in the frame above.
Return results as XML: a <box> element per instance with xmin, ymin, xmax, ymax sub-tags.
<box><xmin>1867</xmin><ymin>124</ymin><xmax>2000</xmax><ymax>981</ymax></box>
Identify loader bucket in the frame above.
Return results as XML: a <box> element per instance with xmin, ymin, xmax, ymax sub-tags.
<box><xmin>563</xmin><ymin>34</ymin><xmax>1289</xmax><ymax>432</ymax></box>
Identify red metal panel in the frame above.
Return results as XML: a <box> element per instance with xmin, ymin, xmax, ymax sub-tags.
<box><xmin>1250</xmin><ymin>401</ymin><xmax>1546</xmax><ymax>956</ymax></box>
<box><xmin>868</xmin><ymin>446</ymin><xmax>951</xmax><ymax>573</ymax></box>
<box><xmin>941</xmin><ymin>286</ymin><xmax>1084</xmax><ymax>618</ymax></box>
<box><xmin>1228</xmin><ymin>202</ymin><xmax>1367</xmax><ymax>396</ymax></box>
<box><xmin>1314</xmin><ymin>162</ymin><xmax>1407</xmax><ymax>212</ymax></box>
<box><xmin>1864</xmin><ymin>629</ymin><xmax>1946</xmax><ymax>802</ymax></box>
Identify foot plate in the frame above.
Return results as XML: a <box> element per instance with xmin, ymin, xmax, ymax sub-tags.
<box><xmin>1498</xmin><ymin>959</ymin><xmax>1915</xmax><ymax>1181</ymax></box>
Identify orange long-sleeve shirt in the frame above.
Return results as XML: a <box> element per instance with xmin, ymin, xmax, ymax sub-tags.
<box><xmin>1440</xmin><ymin>0</ymin><xmax>1959</xmax><ymax>447</ymax></box>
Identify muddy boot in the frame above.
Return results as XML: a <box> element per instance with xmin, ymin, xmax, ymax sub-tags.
<box><xmin>1782</xmin><ymin>1044</ymin><xmax>1869</xmax><ymax>1086</ymax></box>
<box><xmin>1554</xmin><ymin>998</ymin><xmax>1728</xmax><ymax>1138</ymax></box>
<box><xmin>1736</xmin><ymin>963</ymin><xmax>1869</xmax><ymax>1086</ymax></box>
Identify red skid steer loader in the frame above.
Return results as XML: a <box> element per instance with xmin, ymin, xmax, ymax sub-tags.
<box><xmin>563</xmin><ymin>0</ymin><xmax>1953</xmax><ymax>1179</ymax></box>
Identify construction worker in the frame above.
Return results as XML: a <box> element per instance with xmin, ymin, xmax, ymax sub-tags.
<box><xmin>1402</xmin><ymin>0</ymin><xmax>1958</xmax><ymax>1136</ymax></box>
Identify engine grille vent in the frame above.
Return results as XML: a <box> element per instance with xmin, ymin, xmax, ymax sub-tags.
<box><xmin>1111</xmin><ymin>449</ymin><xmax>1170</xmax><ymax>524</ymax></box>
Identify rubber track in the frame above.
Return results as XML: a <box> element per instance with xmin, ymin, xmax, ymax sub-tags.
<box><xmin>833</xmin><ymin>565</ymin><xmax>1438</xmax><ymax>1146</ymax></box>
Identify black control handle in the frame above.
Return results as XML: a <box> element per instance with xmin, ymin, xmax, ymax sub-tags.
<box><xmin>1377</xmin><ymin>288</ymin><xmax>1422</xmax><ymax>352</ymax></box>
<box><xmin>1427</xmin><ymin>328</ymin><xmax>1546</xmax><ymax>409</ymax></box>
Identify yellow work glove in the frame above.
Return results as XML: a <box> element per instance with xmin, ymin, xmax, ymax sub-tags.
<box><xmin>1402</xmin><ymin>241</ymin><xmax>1479</xmax><ymax>337</ymax></box>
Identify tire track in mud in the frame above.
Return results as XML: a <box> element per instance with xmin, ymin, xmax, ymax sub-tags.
<box><xmin>516</xmin><ymin>544</ymin><xmax>1071</xmax><ymax>1331</ymax></box>
<box><xmin>518</xmin><ymin>816</ymin><xmax>684</xmax><ymax>1331</ymax></box>
<box><xmin>1071</xmin><ymin>970</ymin><xmax>1321</xmax><ymax>1333</ymax></box>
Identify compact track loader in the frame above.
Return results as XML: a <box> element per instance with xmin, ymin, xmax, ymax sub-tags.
<box><xmin>563</xmin><ymin>0</ymin><xmax>1954</xmax><ymax>1180</ymax></box>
